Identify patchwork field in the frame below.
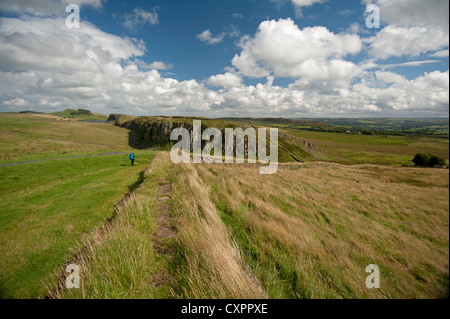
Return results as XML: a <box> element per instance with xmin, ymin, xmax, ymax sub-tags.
<box><xmin>287</xmin><ymin>130</ymin><xmax>449</xmax><ymax>166</ymax></box>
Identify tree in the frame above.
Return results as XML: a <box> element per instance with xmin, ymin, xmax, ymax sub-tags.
<box><xmin>413</xmin><ymin>153</ymin><xmax>446</xmax><ymax>167</ymax></box>
<box><xmin>412</xmin><ymin>153</ymin><xmax>431</xmax><ymax>167</ymax></box>
<box><xmin>429</xmin><ymin>154</ymin><xmax>446</xmax><ymax>167</ymax></box>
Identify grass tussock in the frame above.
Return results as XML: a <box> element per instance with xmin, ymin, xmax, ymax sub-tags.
<box><xmin>170</xmin><ymin>161</ymin><xmax>263</xmax><ymax>299</ymax></box>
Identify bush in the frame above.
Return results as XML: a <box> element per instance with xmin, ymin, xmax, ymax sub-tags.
<box><xmin>413</xmin><ymin>153</ymin><xmax>446</xmax><ymax>167</ymax></box>
<box><xmin>429</xmin><ymin>154</ymin><xmax>447</xmax><ymax>167</ymax></box>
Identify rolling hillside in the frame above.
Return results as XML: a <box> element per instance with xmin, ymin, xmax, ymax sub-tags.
<box><xmin>0</xmin><ymin>112</ymin><xmax>448</xmax><ymax>299</ymax></box>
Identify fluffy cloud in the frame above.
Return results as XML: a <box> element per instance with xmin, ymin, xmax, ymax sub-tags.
<box><xmin>368</xmin><ymin>25</ymin><xmax>449</xmax><ymax>59</ymax></box>
<box><xmin>208</xmin><ymin>73</ymin><xmax>243</xmax><ymax>89</ymax></box>
<box><xmin>366</xmin><ymin>0</ymin><xmax>449</xmax><ymax>30</ymax></box>
<box><xmin>147</xmin><ymin>61</ymin><xmax>172</xmax><ymax>70</ymax></box>
<box><xmin>353</xmin><ymin>70</ymin><xmax>449</xmax><ymax>112</ymax></box>
<box><xmin>197</xmin><ymin>30</ymin><xmax>225</xmax><ymax>45</ymax></box>
<box><xmin>0</xmin><ymin>14</ymin><xmax>447</xmax><ymax>118</ymax></box>
<box><xmin>430</xmin><ymin>49</ymin><xmax>449</xmax><ymax>58</ymax></box>
<box><xmin>0</xmin><ymin>0</ymin><xmax>104</xmax><ymax>16</ymax></box>
<box><xmin>231</xmin><ymin>18</ymin><xmax>362</xmax><ymax>91</ymax></box>
<box><xmin>365</xmin><ymin>0</ymin><xmax>449</xmax><ymax>59</ymax></box>
<box><xmin>0</xmin><ymin>17</ymin><xmax>145</xmax><ymax>72</ymax></box>
<box><xmin>0</xmin><ymin>16</ymin><xmax>223</xmax><ymax>115</ymax></box>
<box><xmin>123</xmin><ymin>8</ymin><xmax>159</xmax><ymax>30</ymax></box>
<box><xmin>272</xmin><ymin>0</ymin><xmax>324</xmax><ymax>17</ymax></box>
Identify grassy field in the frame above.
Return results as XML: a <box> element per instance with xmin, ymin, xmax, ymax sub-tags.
<box><xmin>226</xmin><ymin>118</ymin><xmax>449</xmax><ymax>138</ymax></box>
<box><xmin>224</xmin><ymin>117</ymin><xmax>449</xmax><ymax>166</ymax></box>
<box><xmin>172</xmin><ymin>161</ymin><xmax>449</xmax><ymax>298</ymax></box>
<box><xmin>0</xmin><ymin>113</ymin><xmax>156</xmax><ymax>298</ymax></box>
<box><xmin>63</xmin><ymin>153</ymin><xmax>448</xmax><ymax>299</ymax></box>
<box><xmin>285</xmin><ymin>130</ymin><xmax>449</xmax><ymax>166</ymax></box>
<box><xmin>0</xmin><ymin>113</ymin><xmax>131</xmax><ymax>164</ymax></box>
<box><xmin>54</xmin><ymin>153</ymin><xmax>170</xmax><ymax>299</ymax></box>
<box><xmin>0</xmin><ymin>113</ymin><xmax>448</xmax><ymax>299</ymax></box>
<box><xmin>0</xmin><ymin>151</ymin><xmax>155</xmax><ymax>298</ymax></box>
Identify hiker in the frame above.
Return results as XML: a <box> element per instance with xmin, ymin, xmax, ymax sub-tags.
<box><xmin>129</xmin><ymin>152</ymin><xmax>135</xmax><ymax>166</ymax></box>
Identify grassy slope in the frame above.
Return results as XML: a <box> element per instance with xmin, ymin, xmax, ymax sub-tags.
<box><xmin>57</xmin><ymin>153</ymin><xmax>263</xmax><ymax>299</ymax></box>
<box><xmin>1</xmin><ymin>113</ymin><xmax>448</xmax><ymax>299</ymax></box>
<box><xmin>0</xmin><ymin>113</ymin><xmax>156</xmax><ymax>298</ymax></box>
<box><xmin>177</xmin><ymin>162</ymin><xmax>449</xmax><ymax>299</ymax></box>
<box><xmin>56</xmin><ymin>153</ymin><xmax>170</xmax><ymax>299</ymax></box>
<box><xmin>0</xmin><ymin>113</ymin><xmax>131</xmax><ymax>164</ymax></box>
<box><xmin>0</xmin><ymin>152</ymin><xmax>155</xmax><ymax>298</ymax></box>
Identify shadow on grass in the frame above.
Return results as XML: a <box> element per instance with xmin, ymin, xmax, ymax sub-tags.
<box><xmin>128</xmin><ymin>170</ymin><xmax>146</xmax><ymax>194</ymax></box>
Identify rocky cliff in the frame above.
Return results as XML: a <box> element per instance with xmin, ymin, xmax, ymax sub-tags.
<box><xmin>108</xmin><ymin>114</ymin><xmax>323</xmax><ymax>162</ymax></box>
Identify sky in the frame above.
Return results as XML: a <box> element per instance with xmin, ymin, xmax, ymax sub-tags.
<box><xmin>0</xmin><ymin>0</ymin><xmax>448</xmax><ymax>118</ymax></box>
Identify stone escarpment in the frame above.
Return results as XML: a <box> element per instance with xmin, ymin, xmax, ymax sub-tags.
<box><xmin>108</xmin><ymin>114</ymin><xmax>324</xmax><ymax>162</ymax></box>
<box><xmin>108</xmin><ymin>114</ymin><xmax>202</xmax><ymax>148</ymax></box>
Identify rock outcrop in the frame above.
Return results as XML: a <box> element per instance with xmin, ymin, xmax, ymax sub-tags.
<box><xmin>109</xmin><ymin>114</ymin><xmax>323</xmax><ymax>161</ymax></box>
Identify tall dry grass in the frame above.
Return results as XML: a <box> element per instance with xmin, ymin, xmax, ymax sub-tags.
<box><xmin>171</xmin><ymin>163</ymin><xmax>263</xmax><ymax>299</ymax></box>
<box><xmin>191</xmin><ymin>162</ymin><xmax>449</xmax><ymax>298</ymax></box>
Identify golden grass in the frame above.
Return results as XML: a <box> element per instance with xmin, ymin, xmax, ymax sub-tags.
<box><xmin>44</xmin><ymin>151</ymin><xmax>449</xmax><ymax>299</ymax></box>
<box><xmin>184</xmin><ymin>162</ymin><xmax>449</xmax><ymax>299</ymax></box>
<box><xmin>171</xmin><ymin>159</ymin><xmax>263</xmax><ymax>299</ymax></box>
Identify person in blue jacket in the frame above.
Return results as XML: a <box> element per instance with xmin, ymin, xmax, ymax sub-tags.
<box><xmin>129</xmin><ymin>152</ymin><xmax>135</xmax><ymax>166</ymax></box>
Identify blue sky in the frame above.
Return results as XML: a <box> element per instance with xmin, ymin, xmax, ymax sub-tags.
<box><xmin>82</xmin><ymin>0</ymin><xmax>446</xmax><ymax>82</ymax></box>
<box><xmin>0</xmin><ymin>0</ymin><xmax>448</xmax><ymax>117</ymax></box>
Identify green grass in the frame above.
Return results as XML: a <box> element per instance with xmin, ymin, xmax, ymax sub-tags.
<box><xmin>0</xmin><ymin>151</ymin><xmax>155</xmax><ymax>298</ymax></box>
<box><xmin>50</xmin><ymin>109</ymin><xmax>108</xmax><ymax>121</ymax></box>
<box><xmin>0</xmin><ymin>113</ymin><xmax>132</xmax><ymax>164</ymax></box>
<box><xmin>285</xmin><ymin>130</ymin><xmax>449</xmax><ymax>165</ymax></box>
<box><xmin>1</xmin><ymin>112</ymin><xmax>448</xmax><ymax>299</ymax></box>
<box><xmin>56</xmin><ymin>153</ymin><xmax>174</xmax><ymax>299</ymax></box>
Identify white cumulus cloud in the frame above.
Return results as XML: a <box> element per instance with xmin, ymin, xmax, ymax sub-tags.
<box><xmin>197</xmin><ymin>29</ymin><xmax>225</xmax><ymax>45</ymax></box>
<box><xmin>364</xmin><ymin>0</ymin><xmax>449</xmax><ymax>59</ymax></box>
<box><xmin>208</xmin><ymin>73</ymin><xmax>243</xmax><ymax>89</ymax></box>
<box><xmin>231</xmin><ymin>18</ymin><xmax>362</xmax><ymax>90</ymax></box>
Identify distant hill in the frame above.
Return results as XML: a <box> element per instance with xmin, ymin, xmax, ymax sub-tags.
<box><xmin>19</xmin><ymin>111</ymin><xmax>44</xmax><ymax>114</ymax></box>
<box><xmin>50</xmin><ymin>108</ymin><xmax>108</xmax><ymax>121</ymax></box>
<box><xmin>220</xmin><ymin>117</ymin><xmax>324</xmax><ymax>126</ymax></box>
